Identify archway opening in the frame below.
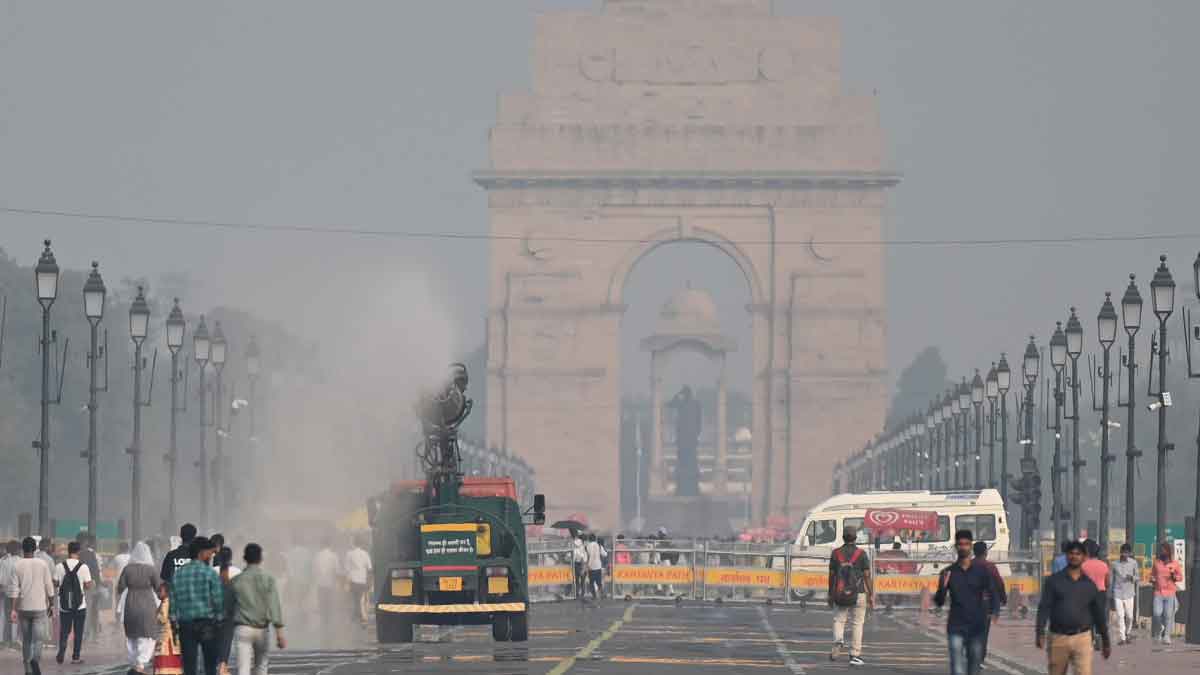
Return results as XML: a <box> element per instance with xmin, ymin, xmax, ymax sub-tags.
<box><xmin>618</xmin><ymin>241</ymin><xmax>754</xmax><ymax>535</ymax></box>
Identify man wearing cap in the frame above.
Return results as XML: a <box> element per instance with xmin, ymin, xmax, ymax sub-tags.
<box><xmin>1036</xmin><ymin>540</ymin><xmax>1111</xmax><ymax>674</ymax></box>
<box><xmin>170</xmin><ymin>536</ymin><xmax>224</xmax><ymax>675</ymax></box>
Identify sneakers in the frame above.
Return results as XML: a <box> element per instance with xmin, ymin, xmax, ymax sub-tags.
<box><xmin>849</xmin><ymin>656</ymin><xmax>865</xmax><ymax>666</ymax></box>
<box><xmin>830</xmin><ymin>641</ymin><xmax>843</xmax><ymax>661</ymax></box>
<box><xmin>29</xmin><ymin>659</ymin><xmax>41</xmax><ymax>675</ymax></box>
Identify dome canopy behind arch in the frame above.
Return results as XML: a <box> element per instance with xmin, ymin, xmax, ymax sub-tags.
<box><xmin>642</xmin><ymin>284</ymin><xmax>737</xmax><ymax>354</ymax></box>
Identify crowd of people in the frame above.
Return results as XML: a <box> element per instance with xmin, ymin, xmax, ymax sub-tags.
<box><xmin>0</xmin><ymin>524</ymin><xmax>375</xmax><ymax>675</ymax></box>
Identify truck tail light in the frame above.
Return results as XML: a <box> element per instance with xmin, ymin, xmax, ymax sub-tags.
<box><xmin>390</xmin><ymin>568</ymin><xmax>415</xmax><ymax>579</ymax></box>
<box><xmin>485</xmin><ymin>566</ymin><xmax>509</xmax><ymax>578</ymax></box>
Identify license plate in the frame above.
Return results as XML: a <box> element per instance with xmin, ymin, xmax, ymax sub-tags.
<box><xmin>438</xmin><ymin>576</ymin><xmax>463</xmax><ymax>591</ymax></box>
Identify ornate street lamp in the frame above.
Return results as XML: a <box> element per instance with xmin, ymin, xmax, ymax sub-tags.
<box><xmin>957</xmin><ymin>379</ymin><xmax>971</xmax><ymax>489</ymax></box>
<box><xmin>972</xmin><ymin>370</ymin><xmax>985</xmax><ymax>489</ymax></box>
<box><xmin>1183</xmin><ymin>251</ymin><xmax>1200</xmax><ymax>643</ymax></box>
<box><xmin>1095</xmin><ymin>292</ymin><xmax>1118</xmax><ymax>555</ymax></box>
<box><xmin>165</xmin><ymin>300</ymin><xmax>185</xmax><ymax>529</ymax></box>
<box><xmin>986</xmin><ymin>365</ymin><xmax>999</xmax><ymax>490</ymax></box>
<box><xmin>128</xmin><ymin>287</ymin><xmax>152</xmax><ymax>543</ymax></box>
<box><xmin>1149</xmin><ymin>256</ymin><xmax>1175</xmax><ymax>551</ymax></box>
<box><xmin>33</xmin><ymin>240</ymin><xmax>60</xmax><ymax>537</ymax></box>
<box><xmin>1020</xmin><ymin>336</ymin><xmax>1041</xmax><ymax>549</ymax></box>
<box><xmin>1049</xmin><ymin>322</ymin><xmax>1068</xmax><ymax>549</ymax></box>
<box><xmin>1120</xmin><ymin>275</ymin><xmax>1142</xmax><ymax>548</ymax></box>
<box><xmin>193</xmin><ymin>315</ymin><xmax>211</xmax><ymax>525</ymax></box>
<box><xmin>1065</xmin><ymin>307</ymin><xmax>1084</xmax><ymax>539</ymax></box>
<box><xmin>997</xmin><ymin>353</ymin><xmax>1012</xmax><ymax>502</ymax></box>
<box><xmin>210</xmin><ymin>322</ymin><xmax>228</xmax><ymax>527</ymax></box>
<box><xmin>82</xmin><ymin>262</ymin><xmax>106</xmax><ymax>539</ymax></box>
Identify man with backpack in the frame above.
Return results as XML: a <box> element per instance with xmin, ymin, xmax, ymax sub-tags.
<box><xmin>53</xmin><ymin>541</ymin><xmax>94</xmax><ymax>665</ymax></box>
<box><xmin>828</xmin><ymin>526</ymin><xmax>873</xmax><ymax>666</ymax></box>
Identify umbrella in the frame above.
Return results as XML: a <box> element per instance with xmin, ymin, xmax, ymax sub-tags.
<box><xmin>551</xmin><ymin>519</ymin><xmax>587</xmax><ymax>532</ymax></box>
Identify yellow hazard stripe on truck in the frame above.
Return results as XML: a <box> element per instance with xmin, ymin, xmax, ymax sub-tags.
<box><xmin>419</xmin><ymin>523</ymin><xmax>480</xmax><ymax>533</ymax></box>
<box><xmin>378</xmin><ymin>602</ymin><xmax>526</xmax><ymax>614</ymax></box>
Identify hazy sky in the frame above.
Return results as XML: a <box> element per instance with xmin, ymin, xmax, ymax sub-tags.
<box><xmin>3</xmin><ymin>0</ymin><xmax>1199</xmax><ymax>402</ymax></box>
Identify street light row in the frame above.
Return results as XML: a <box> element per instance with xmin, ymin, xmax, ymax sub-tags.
<box><xmin>832</xmin><ymin>252</ymin><xmax>1200</xmax><ymax>559</ymax></box>
<box><xmin>30</xmin><ymin>239</ymin><xmax>263</xmax><ymax>543</ymax></box>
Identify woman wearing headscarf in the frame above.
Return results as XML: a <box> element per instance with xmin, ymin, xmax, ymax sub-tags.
<box><xmin>116</xmin><ymin>542</ymin><xmax>162</xmax><ymax>674</ymax></box>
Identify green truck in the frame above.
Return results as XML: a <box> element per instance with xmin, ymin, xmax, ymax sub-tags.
<box><xmin>369</xmin><ymin>365</ymin><xmax>545</xmax><ymax>643</ymax></box>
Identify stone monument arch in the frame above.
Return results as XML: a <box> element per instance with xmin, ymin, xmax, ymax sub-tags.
<box><xmin>475</xmin><ymin>0</ymin><xmax>899</xmax><ymax>530</ymax></box>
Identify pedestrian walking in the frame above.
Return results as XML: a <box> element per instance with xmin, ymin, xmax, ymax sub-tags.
<box><xmin>161</xmin><ymin>524</ymin><xmax>198</xmax><ymax>586</ymax></box>
<box><xmin>212</xmin><ymin>538</ymin><xmax>240</xmax><ymax>675</ymax></box>
<box><xmin>971</xmin><ymin>541</ymin><xmax>1006</xmax><ymax>667</ymax></box>
<box><xmin>77</xmin><ymin>533</ymin><xmax>103</xmax><ymax>642</ymax></box>
<box><xmin>169</xmin><ymin>536</ymin><xmax>224</xmax><ymax>675</ymax></box>
<box><xmin>933</xmin><ymin>531</ymin><xmax>1001</xmax><ymax>675</ymax></box>
<box><xmin>1051</xmin><ymin>542</ymin><xmax>1069</xmax><ymax>574</ymax></box>
<box><xmin>584</xmin><ymin>534</ymin><xmax>606</xmax><ymax>600</ymax></box>
<box><xmin>1108</xmin><ymin>544</ymin><xmax>1138</xmax><ymax>645</ymax></box>
<box><xmin>828</xmin><ymin>526</ymin><xmax>873</xmax><ymax>667</ymax></box>
<box><xmin>571</xmin><ymin>534</ymin><xmax>587</xmax><ymax>600</ymax></box>
<box><xmin>7</xmin><ymin>537</ymin><xmax>55</xmax><ymax>675</ymax></box>
<box><xmin>0</xmin><ymin>540</ymin><xmax>21</xmax><ymax>649</ymax></box>
<box><xmin>53</xmin><ymin>541</ymin><xmax>94</xmax><ymax>665</ymax></box>
<box><xmin>342</xmin><ymin>536</ymin><xmax>372</xmax><ymax>626</ymax></box>
<box><xmin>1150</xmin><ymin>541</ymin><xmax>1182</xmax><ymax>644</ymax></box>
<box><xmin>230</xmin><ymin>543</ymin><xmax>287</xmax><ymax>675</ymax></box>
<box><xmin>1080</xmin><ymin>539</ymin><xmax>1109</xmax><ymax>651</ymax></box>
<box><xmin>117</xmin><ymin>542</ymin><xmax>162</xmax><ymax>674</ymax></box>
<box><xmin>312</xmin><ymin>537</ymin><xmax>341</xmax><ymax>644</ymax></box>
<box><xmin>1036</xmin><ymin>540</ymin><xmax>1111</xmax><ymax>675</ymax></box>
<box><xmin>35</xmin><ymin>540</ymin><xmax>55</xmax><ymax>576</ymax></box>
<box><xmin>154</xmin><ymin>582</ymin><xmax>183</xmax><ymax>675</ymax></box>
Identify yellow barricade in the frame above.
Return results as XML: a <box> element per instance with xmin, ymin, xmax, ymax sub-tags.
<box><xmin>704</xmin><ymin>567</ymin><xmax>785</xmax><ymax>589</ymax></box>
<box><xmin>694</xmin><ymin>568</ymin><xmax>1042</xmax><ymax>595</ymax></box>
<box><xmin>612</xmin><ymin>564</ymin><xmax>694</xmax><ymax>585</ymax></box>
<box><xmin>528</xmin><ymin>565</ymin><xmax>573</xmax><ymax>588</ymax></box>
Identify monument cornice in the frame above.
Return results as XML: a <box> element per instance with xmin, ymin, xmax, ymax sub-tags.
<box><xmin>474</xmin><ymin>170</ymin><xmax>901</xmax><ymax>191</ymax></box>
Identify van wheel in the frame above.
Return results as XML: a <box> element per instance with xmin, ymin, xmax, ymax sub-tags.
<box><xmin>492</xmin><ymin>614</ymin><xmax>511</xmax><ymax>642</ymax></box>
<box><xmin>509</xmin><ymin>612</ymin><xmax>529</xmax><ymax>642</ymax></box>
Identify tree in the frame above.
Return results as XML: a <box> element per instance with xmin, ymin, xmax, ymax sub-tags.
<box><xmin>886</xmin><ymin>346</ymin><xmax>951</xmax><ymax>429</ymax></box>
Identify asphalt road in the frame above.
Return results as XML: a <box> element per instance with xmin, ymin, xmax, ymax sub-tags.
<box><xmin>88</xmin><ymin>601</ymin><xmax>1047</xmax><ymax>674</ymax></box>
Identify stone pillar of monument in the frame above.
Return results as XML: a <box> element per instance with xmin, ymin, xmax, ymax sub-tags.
<box><xmin>649</xmin><ymin>350</ymin><xmax>664</xmax><ymax>495</ymax></box>
<box><xmin>717</xmin><ymin>354</ymin><xmax>728</xmax><ymax>495</ymax></box>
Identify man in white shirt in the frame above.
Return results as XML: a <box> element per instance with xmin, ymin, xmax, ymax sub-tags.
<box><xmin>0</xmin><ymin>540</ymin><xmax>20</xmax><ymax>648</ymax></box>
<box><xmin>571</xmin><ymin>536</ymin><xmax>587</xmax><ymax>600</ymax></box>
<box><xmin>8</xmin><ymin>537</ymin><xmax>56</xmax><ymax>675</ymax></box>
<box><xmin>342</xmin><ymin>537</ymin><xmax>373</xmax><ymax>626</ymax></box>
<box><xmin>584</xmin><ymin>534</ymin><xmax>607</xmax><ymax>601</ymax></box>
<box><xmin>311</xmin><ymin>538</ymin><xmax>341</xmax><ymax>643</ymax></box>
<box><xmin>52</xmin><ymin>541</ymin><xmax>94</xmax><ymax>665</ymax></box>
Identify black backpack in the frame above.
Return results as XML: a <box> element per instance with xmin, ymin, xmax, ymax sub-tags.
<box><xmin>59</xmin><ymin>560</ymin><xmax>84</xmax><ymax>611</ymax></box>
<box><xmin>832</xmin><ymin>547</ymin><xmax>865</xmax><ymax>607</ymax></box>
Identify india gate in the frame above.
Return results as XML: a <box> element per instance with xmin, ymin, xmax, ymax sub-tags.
<box><xmin>475</xmin><ymin>0</ymin><xmax>899</xmax><ymax>531</ymax></box>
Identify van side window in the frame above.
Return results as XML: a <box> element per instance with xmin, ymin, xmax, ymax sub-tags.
<box><xmin>843</xmin><ymin>518</ymin><xmax>872</xmax><ymax>545</ymax></box>
<box><xmin>955</xmin><ymin>515</ymin><xmax>997</xmax><ymax>541</ymax></box>
<box><xmin>807</xmin><ymin>520</ymin><xmax>836</xmax><ymax>545</ymax></box>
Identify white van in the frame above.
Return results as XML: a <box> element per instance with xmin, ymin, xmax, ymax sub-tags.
<box><xmin>793</xmin><ymin>489</ymin><xmax>1011</xmax><ymax>561</ymax></box>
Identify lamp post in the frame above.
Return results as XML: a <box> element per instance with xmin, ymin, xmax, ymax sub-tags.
<box><xmin>165</xmin><ymin>300</ymin><xmax>185</xmax><ymax>531</ymax></box>
<box><xmin>34</xmin><ymin>240</ymin><xmax>59</xmax><ymax>537</ymax></box>
<box><xmin>958</xmin><ymin>378</ymin><xmax>971</xmax><ymax>488</ymax></box>
<box><xmin>1096</xmin><ymin>292</ymin><xmax>1118</xmax><ymax>555</ymax></box>
<box><xmin>972</xmin><ymin>370</ymin><xmax>985</xmax><ymax>490</ymax></box>
<box><xmin>128</xmin><ymin>286</ymin><xmax>151</xmax><ymax>543</ymax></box>
<box><xmin>932</xmin><ymin>402</ymin><xmax>943</xmax><ymax>490</ymax></box>
<box><xmin>246</xmin><ymin>335</ymin><xmax>260</xmax><ymax>440</ymax></box>
<box><xmin>1021</xmin><ymin>336</ymin><xmax>1041</xmax><ymax>549</ymax></box>
<box><xmin>193</xmin><ymin>316</ymin><xmax>211</xmax><ymax>526</ymax></box>
<box><xmin>1149</xmin><ymin>255</ymin><xmax>1176</xmax><ymax>550</ymax></box>
<box><xmin>925</xmin><ymin>406</ymin><xmax>936</xmax><ymax>490</ymax></box>
<box><xmin>943</xmin><ymin>391</ymin><xmax>955</xmax><ymax>490</ymax></box>
<box><xmin>1065</xmin><ymin>307</ymin><xmax>1084</xmax><ymax>539</ymax></box>
<box><xmin>211</xmin><ymin>322</ymin><xmax>227</xmax><ymax>528</ymax></box>
<box><xmin>1183</xmin><ymin>251</ymin><xmax>1200</xmax><ymax>644</ymax></box>
<box><xmin>1119</xmin><ymin>275</ymin><xmax>1142</xmax><ymax>548</ymax></box>
<box><xmin>997</xmin><ymin>354</ymin><xmax>1012</xmax><ymax>502</ymax></box>
<box><xmin>986</xmin><ymin>365</ymin><xmax>999</xmax><ymax>489</ymax></box>
<box><xmin>82</xmin><ymin>262</ymin><xmax>106</xmax><ymax>540</ymax></box>
<box><xmin>1050</xmin><ymin>321</ymin><xmax>1068</xmax><ymax>549</ymax></box>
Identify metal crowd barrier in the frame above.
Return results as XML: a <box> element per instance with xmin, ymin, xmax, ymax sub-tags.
<box><xmin>524</xmin><ymin>537</ymin><xmax>1046</xmax><ymax>607</ymax></box>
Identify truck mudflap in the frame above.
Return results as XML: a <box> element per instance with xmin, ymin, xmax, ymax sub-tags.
<box><xmin>378</xmin><ymin>602</ymin><xmax>526</xmax><ymax>614</ymax></box>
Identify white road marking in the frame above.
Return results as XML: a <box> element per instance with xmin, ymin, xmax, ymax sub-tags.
<box><xmin>757</xmin><ymin>605</ymin><xmax>807</xmax><ymax>674</ymax></box>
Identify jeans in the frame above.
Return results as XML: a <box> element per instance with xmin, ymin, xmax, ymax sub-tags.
<box><xmin>1153</xmin><ymin>594</ymin><xmax>1178</xmax><ymax>640</ymax></box>
<box><xmin>58</xmin><ymin>609</ymin><xmax>86</xmax><ymax>661</ymax></box>
<box><xmin>234</xmin><ymin>625</ymin><xmax>271</xmax><ymax>675</ymax></box>
<box><xmin>349</xmin><ymin>583</ymin><xmax>368</xmax><ymax>622</ymax></box>
<box><xmin>588</xmin><ymin>569</ymin><xmax>603</xmax><ymax>599</ymax></box>
<box><xmin>832</xmin><ymin>593</ymin><xmax>867</xmax><ymax>657</ymax></box>
<box><xmin>179</xmin><ymin>621</ymin><xmax>222</xmax><ymax>675</ymax></box>
<box><xmin>1</xmin><ymin>596</ymin><xmax>16</xmax><ymax>643</ymax></box>
<box><xmin>947</xmin><ymin>631</ymin><xmax>985</xmax><ymax>675</ymax></box>
<box><xmin>18</xmin><ymin>610</ymin><xmax>48</xmax><ymax>672</ymax></box>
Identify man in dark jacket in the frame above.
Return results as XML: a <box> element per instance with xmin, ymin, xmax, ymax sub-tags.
<box><xmin>972</xmin><ymin>541</ymin><xmax>1007</xmax><ymax>666</ymax></box>
<box><xmin>1036</xmin><ymin>540</ymin><xmax>1111</xmax><ymax>674</ymax></box>
<box><xmin>161</xmin><ymin>523</ymin><xmax>198</xmax><ymax>585</ymax></box>
<box><xmin>935</xmin><ymin>530</ymin><xmax>1003</xmax><ymax>675</ymax></box>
